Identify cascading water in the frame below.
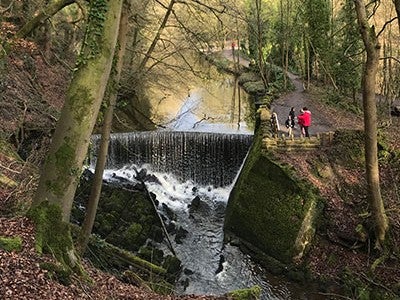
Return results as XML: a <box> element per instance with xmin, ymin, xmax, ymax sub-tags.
<box><xmin>88</xmin><ymin>71</ymin><xmax>319</xmax><ymax>299</ymax></box>
<box><xmin>90</xmin><ymin>130</ymin><xmax>309</xmax><ymax>299</ymax></box>
<box><xmin>90</xmin><ymin>131</ymin><xmax>253</xmax><ymax>187</ymax></box>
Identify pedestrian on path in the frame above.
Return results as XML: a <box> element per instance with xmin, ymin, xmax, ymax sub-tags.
<box><xmin>285</xmin><ymin>115</ymin><xmax>294</xmax><ymax>137</ymax></box>
<box><xmin>297</xmin><ymin>109</ymin><xmax>305</xmax><ymax>137</ymax></box>
<box><xmin>302</xmin><ymin>107</ymin><xmax>312</xmax><ymax>137</ymax></box>
<box><xmin>288</xmin><ymin>107</ymin><xmax>296</xmax><ymax>128</ymax></box>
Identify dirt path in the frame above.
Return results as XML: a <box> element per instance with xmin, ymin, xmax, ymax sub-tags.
<box><xmin>270</xmin><ymin>73</ymin><xmax>334</xmax><ymax>137</ymax></box>
<box><xmin>221</xmin><ymin>47</ymin><xmax>362</xmax><ymax>136</ymax></box>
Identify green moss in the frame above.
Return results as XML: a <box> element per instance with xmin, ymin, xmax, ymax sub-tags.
<box><xmin>40</xmin><ymin>262</ymin><xmax>73</xmax><ymax>286</ymax></box>
<box><xmin>330</xmin><ymin>130</ymin><xmax>365</xmax><ymax>167</ymax></box>
<box><xmin>224</xmin><ymin>111</ymin><xmax>328</xmax><ymax>266</ymax></box>
<box><xmin>225</xmin><ymin>130</ymin><xmax>321</xmax><ymax>263</ymax></box>
<box><xmin>162</xmin><ymin>255</ymin><xmax>181</xmax><ymax>275</ymax></box>
<box><xmin>122</xmin><ymin>223</ymin><xmax>143</xmax><ymax>245</ymax></box>
<box><xmin>84</xmin><ymin>235</ymin><xmax>167</xmax><ymax>276</ymax></box>
<box><xmin>0</xmin><ymin>236</ymin><xmax>22</xmax><ymax>252</ymax></box>
<box><xmin>138</xmin><ymin>246</ymin><xmax>164</xmax><ymax>265</ymax></box>
<box><xmin>227</xmin><ymin>285</ymin><xmax>262</xmax><ymax>300</ymax></box>
<box><xmin>73</xmin><ymin>181</ymin><xmax>160</xmax><ymax>252</ymax></box>
<box><xmin>69</xmin><ymin>87</ymin><xmax>95</xmax><ymax>125</ymax></box>
<box><xmin>238</xmin><ymin>72</ymin><xmax>259</xmax><ymax>84</ymax></box>
<box><xmin>27</xmin><ymin>202</ymin><xmax>83</xmax><ymax>276</ymax></box>
<box><xmin>242</xmin><ymin>81</ymin><xmax>266</xmax><ymax>95</ymax></box>
<box><xmin>45</xmin><ymin>137</ymin><xmax>80</xmax><ymax>197</ymax></box>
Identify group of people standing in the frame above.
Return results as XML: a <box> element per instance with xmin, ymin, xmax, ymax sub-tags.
<box><xmin>285</xmin><ymin>107</ymin><xmax>312</xmax><ymax>137</ymax></box>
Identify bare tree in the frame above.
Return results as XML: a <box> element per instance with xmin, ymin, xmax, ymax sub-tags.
<box><xmin>354</xmin><ymin>0</ymin><xmax>389</xmax><ymax>248</ymax></box>
<box><xmin>16</xmin><ymin>0</ymin><xmax>76</xmax><ymax>38</ymax></box>
<box><xmin>33</xmin><ymin>0</ymin><xmax>123</xmax><ymax>221</ymax></box>
<box><xmin>75</xmin><ymin>1</ymin><xmax>130</xmax><ymax>255</ymax></box>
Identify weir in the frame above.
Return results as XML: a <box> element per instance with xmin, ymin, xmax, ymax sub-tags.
<box><xmin>90</xmin><ymin>130</ymin><xmax>253</xmax><ymax>187</ymax></box>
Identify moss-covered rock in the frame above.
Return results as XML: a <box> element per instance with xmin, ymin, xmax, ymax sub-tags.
<box><xmin>0</xmin><ymin>236</ymin><xmax>22</xmax><ymax>252</ymax></box>
<box><xmin>224</xmin><ymin>129</ymin><xmax>322</xmax><ymax>264</ymax></box>
<box><xmin>226</xmin><ymin>285</ymin><xmax>262</xmax><ymax>300</ymax></box>
<box><xmin>162</xmin><ymin>255</ymin><xmax>182</xmax><ymax>275</ymax></box>
<box><xmin>72</xmin><ymin>176</ymin><xmax>162</xmax><ymax>253</ymax></box>
<box><xmin>138</xmin><ymin>246</ymin><xmax>164</xmax><ymax>265</ymax></box>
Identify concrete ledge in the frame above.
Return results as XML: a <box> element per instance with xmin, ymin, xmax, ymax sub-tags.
<box><xmin>262</xmin><ymin>132</ymin><xmax>335</xmax><ymax>151</ymax></box>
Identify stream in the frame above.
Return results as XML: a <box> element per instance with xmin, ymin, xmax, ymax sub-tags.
<box><xmin>92</xmin><ymin>74</ymin><xmax>324</xmax><ymax>299</ymax></box>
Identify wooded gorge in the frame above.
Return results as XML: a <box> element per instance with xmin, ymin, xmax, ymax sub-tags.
<box><xmin>1</xmin><ymin>0</ymin><xmax>400</xmax><ymax>299</ymax></box>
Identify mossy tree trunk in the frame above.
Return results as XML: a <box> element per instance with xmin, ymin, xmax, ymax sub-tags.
<box><xmin>354</xmin><ymin>0</ymin><xmax>389</xmax><ymax>248</ymax></box>
<box><xmin>33</xmin><ymin>0</ymin><xmax>123</xmax><ymax>219</ymax></box>
<box><xmin>76</xmin><ymin>0</ymin><xmax>129</xmax><ymax>255</ymax></box>
<box><xmin>16</xmin><ymin>0</ymin><xmax>76</xmax><ymax>38</ymax></box>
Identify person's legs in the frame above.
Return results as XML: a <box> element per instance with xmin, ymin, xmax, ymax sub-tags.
<box><xmin>304</xmin><ymin>126</ymin><xmax>309</xmax><ymax>137</ymax></box>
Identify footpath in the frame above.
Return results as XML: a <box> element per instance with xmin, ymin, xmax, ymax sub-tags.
<box><xmin>220</xmin><ymin>45</ymin><xmax>363</xmax><ymax>138</ymax></box>
<box><xmin>270</xmin><ymin>73</ymin><xmax>333</xmax><ymax>137</ymax></box>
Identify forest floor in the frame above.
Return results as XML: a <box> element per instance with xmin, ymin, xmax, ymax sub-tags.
<box><xmin>271</xmin><ymin>73</ymin><xmax>400</xmax><ymax>298</ymax></box>
<box><xmin>1</xmin><ymin>30</ymin><xmax>400</xmax><ymax>299</ymax></box>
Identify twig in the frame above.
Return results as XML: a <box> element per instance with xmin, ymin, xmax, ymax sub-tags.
<box><xmin>39</xmin><ymin>50</ymin><xmax>52</xmax><ymax>67</ymax></box>
<box><xmin>192</xmin><ymin>114</ymin><xmax>215</xmax><ymax>128</ymax></box>
<box><xmin>52</xmin><ymin>51</ymin><xmax>74</xmax><ymax>71</ymax></box>
<box><xmin>317</xmin><ymin>292</ymin><xmax>352</xmax><ymax>299</ymax></box>
<box><xmin>0</xmin><ymin>0</ymin><xmax>15</xmax><ymax>14</ymax></box>
<box><xmin>360</xmin><ymin>272</ymin><xmax>394</xmax><ymax>294</ymax></box>
<box><xmin>0</xmin><ymin>163</ymin><xmax>21</xmax><ymax>174</ymax></box>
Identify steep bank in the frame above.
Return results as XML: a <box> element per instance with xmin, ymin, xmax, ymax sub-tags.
<box><xmin>224</xmin><ymin>100</ymin><xmax>400</xmax><ymax>298</ymax></box>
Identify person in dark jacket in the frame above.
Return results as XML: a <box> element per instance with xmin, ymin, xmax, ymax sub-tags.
<box><xmin>288</xmin><ymin>107</ymin><xmax>296</xmax><ymax>128</ymax></box>
<box><xmin>285</xmin><ymin>115</ymin><xmax>294</xmax><ymax>137</ymax></box>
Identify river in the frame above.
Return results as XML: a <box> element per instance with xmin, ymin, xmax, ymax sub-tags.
<box><xmin>92</xmin><ymin>71</ymin><xmax>326</xmax><ymax>299</ymax></box>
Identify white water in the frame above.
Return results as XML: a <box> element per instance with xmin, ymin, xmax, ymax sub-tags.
<box><xmin>99</xmin><ymin>163</ymin><xmax>297</xmax><ymax>299</ymax></box>
<box><xmin>94</xmin><ymin>76</ymin><xmax>315</xmax><ymax>299</ymax></box>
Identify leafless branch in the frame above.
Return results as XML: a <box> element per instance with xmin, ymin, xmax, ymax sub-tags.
<box><xmin>0</xmin><ymin>0</ymin><xmax>15</xmax><ymax>14</ymax></box>
<box><xmin>380</xmin><ymin>56</ymin><xmax>400</xmax><ymax>64</ymax></box>
<box><xmin>376</xmin><ymin>17</ymin><xmax>398</xmax><ymax>38</ymax></box>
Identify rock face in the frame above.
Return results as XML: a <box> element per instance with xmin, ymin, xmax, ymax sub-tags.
<box><xmin>72</xmin><ymin>170</ymin><xmax>163</xmax><ymax>253</ymax></box>
<box><xmin>223</xmin><ymin>129</ymin><xmax>322</xmax><ymax>265</ymax></box>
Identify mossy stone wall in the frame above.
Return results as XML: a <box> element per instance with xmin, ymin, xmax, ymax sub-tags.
<box><xmin>224</xmin><ymin>130</ymin><xmax>320</xmax><ymax>264</ymax></box>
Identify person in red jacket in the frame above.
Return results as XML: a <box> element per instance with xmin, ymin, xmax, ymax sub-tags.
<box><xmin>301</xmin><ymin>107</ymin><xmax>312</xmax><ymax>137</ymax></box>
<box><xmin>297</xmin><ymin>109</ymin><xmax>305</xmax><ymax>137</ymax></box>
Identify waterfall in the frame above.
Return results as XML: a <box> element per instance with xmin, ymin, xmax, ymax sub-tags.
<box><xmin>88</xmin><ymin>130</ymin><xmax>306</xmax><ymax>299</ymax></box>
<box><xmin>89</xmin><ymin>130</ymin><xmax>253</xmax><ymax>187</ymax></box>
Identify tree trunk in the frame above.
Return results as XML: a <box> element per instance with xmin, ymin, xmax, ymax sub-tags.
<box><xmin>16</xmin><ymin>0</ymin><xmax>76</xmax><ymax>38</ymax></box>
<box><xmin>76</xmin><ymin>1</ymin><xmax>129</xmax><ymax>255</ymax></box>
<box><xmin>354</xmin><ymin>0</ymin><xmax>389</xmax><ymax>248</ymax></box>
<box><xmin>255</xmin><ymin>0</ymin><xmax>268</xmax><ymax>87</ymax></box>
<box><xmin>33</xmin><ymin>0</ymin><xmax>123</xmax><ymax>223</ymax></box>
